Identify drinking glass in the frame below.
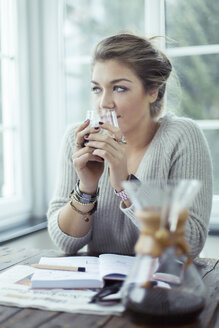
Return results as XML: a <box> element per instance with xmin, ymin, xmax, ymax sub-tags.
<box><xmin>99</xmin><ymin>108</ymin><xmax>119</xmax><ymax>127</ymax></box>
<box><xmin>85</xmin><ymin>110</ymin><xmax>100</xmax><ymax>127</ymax></box>
<box><xmin>85</xmin><ymin>108</ymin><xmax>119</xmax><ymax>128</ymax></box>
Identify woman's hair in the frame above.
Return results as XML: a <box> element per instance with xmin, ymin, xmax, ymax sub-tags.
<box><xmin>92</xmin><ymin>33</ymin><xmax>172</xmax><ymax>118</ymax></box>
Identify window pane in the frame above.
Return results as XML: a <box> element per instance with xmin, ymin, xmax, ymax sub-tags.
<box><xmin>64</xmin><ymin>0</ymin><xmax>145</xmax><ymax>58</ymax></box>
<box><xmin>64</xmin><ymin>0</ymin><xmax>145</xmax><ymax>122</ymax></box>
<box><xmin>167</xmin><ymin>54</ymin><xmax>219</xmax><ymax>120</ymax></box>
<box><xmin>1</xmin><ymin>58</ymin><xmax>17</xmax><ymax>126</ymax></box>
<box><xmin>0</xmin><ymin>0</ymin><xmax>16</xmax><ymax>56</ymax></box>
<box><xmin>203</xmin><ymin>130</ymin><xmax>219</xmax><ymax>194</ymax></box>
<box><xmin>0</xmin><ymin>0</ymin><xmax>18</xmax><ymax>200</ymax></box>
<box><xmin>165</xmin><ymin>0</ymin><xmax>219</xmax><ymax>48</ymax></box>
<box><xmin>0</xmin><ymin>62</ymin><xmax>2</xmax><ymax>124</ymax></box>
<box><xmin>66</xmin><ymin>64</ymin><xmax>91</xmax><ymax>123</ymax></box>
<box><xmin>0</xmin><ymin>132</ymin><xmax>3</xmax><ymax>197</ymax></box>
<box><xmin>0</xmin><ymin>130</ymin><xmax>16</xmax><ymax>198</ymax></box>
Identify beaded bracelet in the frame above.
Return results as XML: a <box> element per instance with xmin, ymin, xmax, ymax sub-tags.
<box><xmin>69</xmin><ymin>200</ymin><xmax>97</xmax><ymax>216</ymax></box>
<box><xmin>71</xmin><ymin>194</ymin><xmax>96</xmax><ymax>206</ymax></box>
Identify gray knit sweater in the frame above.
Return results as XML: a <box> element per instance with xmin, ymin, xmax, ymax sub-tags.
<box><xmin>47</xmin><ymin>113</ymin><xmax>213</xmax><ymax>258</ymax></box>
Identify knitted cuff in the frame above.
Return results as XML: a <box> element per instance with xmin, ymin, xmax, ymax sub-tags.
<box><xmin>119</xmin><ymin>202</ymin><xmax>141</xmax><ymax>229</ymax></box>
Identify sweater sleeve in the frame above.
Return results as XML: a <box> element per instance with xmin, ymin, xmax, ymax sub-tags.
<box><xmin>168</xmin><ymin>119</ymin><xmax>213</xmax><ymax>258</ymax></box>
<box><xmin>119</xmin><ymin>202</ymin><xmax>141</xmax><ymax>228</ymax></box>
<box><xmin>47</xmin><ymin>125</ymin><xmax>92</xmax><ymax>254</ymax></box>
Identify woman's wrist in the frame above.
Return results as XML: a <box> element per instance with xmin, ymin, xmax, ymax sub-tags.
<box><xmin>69</xmin><ymin>180</ymin><xmax>99</xmax><ymax>204</ymax></box>
<box><xmin>79</xmin><ymin>181</ymin><xmax>99</xmax><ymax>195</ymax></box>
<box><xmin>67</xmin><ymin>179</ymin><xmax>99</xmax><ymax>226</ymax></box>
<box><xmin>114</xmin><ymin>174</ymin><xmax>139</xmax><ymax>201</ymax></box>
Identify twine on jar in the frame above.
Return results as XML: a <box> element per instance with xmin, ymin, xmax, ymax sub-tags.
<box><xmin>134</xmin><ymin>208</ymin><xmax>190</xmax><ymax>258</ymax></box>
<box><xmin>134</xmin><ymin>208</ymin><xmax>192</xmax><ymax>289</ymax></box>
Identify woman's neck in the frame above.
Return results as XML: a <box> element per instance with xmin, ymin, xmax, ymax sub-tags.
<box><xmin>124</xmin><ymin>118</ymin><xmax>159</xmax><ymax>175</ymax></box>
<box><xmin>125</xmin><ymin>118</ymin><xmax>159</xmax><ymax>152</ymax></box>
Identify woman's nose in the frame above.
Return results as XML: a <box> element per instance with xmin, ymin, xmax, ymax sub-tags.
<box><xmin>100</xmin><ymin>91</ymin><xmax>114</xmax><ymax>109</ymax></box>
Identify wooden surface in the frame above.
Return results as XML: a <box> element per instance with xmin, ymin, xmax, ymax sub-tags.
<box><xmin>0</xmin><ymin>246</ymin><xmax>218</xmax><ymax>328</ymax></box>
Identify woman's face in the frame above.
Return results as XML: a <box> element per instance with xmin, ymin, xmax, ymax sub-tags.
<box><xmin>91</xmin><ymin>60</ymin><xmax>155</xmax><ymax>135</ymax></box>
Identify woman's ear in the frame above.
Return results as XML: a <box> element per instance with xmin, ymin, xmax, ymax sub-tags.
<box><xmin>148</xmin><ymin>88</ymin><xmax>159</xmax><ymax>104</ymax></box>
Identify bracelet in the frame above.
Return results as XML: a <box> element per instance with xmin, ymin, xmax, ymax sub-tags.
<box><xmin>69</xmin><ymin>180</ymin><xmax>99</xmax><ymax>204</ymax></box>
<box><xmin>114</xmin><ymin>175</ymin><xmax>139</xmax><ymax>201</ymax></box>
<box><xmin>114</xmin><ymin>189</ymin><xmax>129</xmax><ymax>201</ymax></box>
<box><xmin>69</xmin><ymin>200</ymin><xmax>97</xmax><ymax>216</ymax></box>
<box><xmin>72</xmin><ymin>194</ymin><xmax>96</xmax><ymax>206</ymax></box>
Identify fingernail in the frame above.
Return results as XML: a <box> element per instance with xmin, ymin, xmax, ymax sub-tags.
<box><xmin>84</xmin><ymin>134</ymin><xmax>89</xmax><ymax>138</ymax></box>
<box><xmin>99</xmin><ymin>121</ymin><xmax>104</xmax><ymax>125</ymax></box>
<box><xmin>94</xmin><ymin>126</ymin><xmax>100</xmax><ymax>130</ymax></box>
<box><xmin>84</xmin><ymin>119</ymin><xmax>89</xmax><ymax>123</ymax></box>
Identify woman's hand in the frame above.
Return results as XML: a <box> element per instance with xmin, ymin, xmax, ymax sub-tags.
<box><xmin>72</xmin><ymin>120</ymin><xmax>104</xmax><ymax>193</ymax></box>
<box><xmin>83</xmin><ymin>122</ymin><xmax>129</xmax><ymax>191</ymax></box>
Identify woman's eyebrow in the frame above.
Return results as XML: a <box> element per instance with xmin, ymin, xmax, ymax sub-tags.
<box><xmin>110</xmin><ymin>78</ymin><xmax>133</xmax><ymax>84</ymax></box>
<box><xmin>91</xmin><ymin>78</ymin><xmax>133</xmax><ymax>84</ymax></box>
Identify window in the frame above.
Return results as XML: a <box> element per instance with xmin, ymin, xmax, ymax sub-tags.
<box><xmin>63</xmin><ymin>0</ymin><xmax>145</xmax><ymax>123</ymax></box>
<box><xmin>0</xmin><ymin>0</ymin><xmax>32</xmax><ymax>227</ymax></box>
<box><xmin>63</xmin><ymin>0</ymin><xmax>219</xmax><ymax>228</ymax></box>
<box><xmin>0</xmin><ymin>0</ymin><xmax>48</xmax><ymax>232</ymax></box>
<box><xmin>0</xmin><ymin>0</ymin><xmax>217</xmax><ymax>235</ymax></box>
<box><xmin>0</xmin><ymin>0</ymin><xmax>17</xmax><ymax>199</ymax></box>
<box><xmin>165</xmin><ymin>0</ymin><xmax>219</xmax><ymax>225</ymax></box>
<box><xmin>0</xmin><ymin>0</ymin><xmax>63</xmax><ymax>235</ymax></box>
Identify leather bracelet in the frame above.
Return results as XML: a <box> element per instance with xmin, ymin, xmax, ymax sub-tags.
<box><xmin>73</xmin><ymin>190</ymin><xmax>96</xmax><ymax>203</ymax></box>
<box><xmin>69</xmin><ymin>180</ymin><xmax>99</xmax><ymax>204</ymax></box>
<box><xmin>69</xmin><ymin>200</ymin><xmax>97</xmax><ymax>215</ymax></box>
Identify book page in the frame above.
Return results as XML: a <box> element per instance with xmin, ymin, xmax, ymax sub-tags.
<box><xmin>99</xmin><ymin>254</ymin><xmax>134</xmax><ymax>280</ymax></box>
<box><xmin>31</xmin><ymin>256</ymin><xmax>103</xmax><ymax>288</ymax></box>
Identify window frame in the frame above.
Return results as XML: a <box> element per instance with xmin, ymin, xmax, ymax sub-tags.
<box><xmin>0</xmin><ymin>0</ymin><xmax>64</xmax><ymax>230</ymax></box>
<box><xmin>0</xmin><ymin>0</ymin><xmax>32</xmax><ymax>227</ymax></box>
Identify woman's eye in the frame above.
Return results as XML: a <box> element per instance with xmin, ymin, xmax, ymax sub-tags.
<box><xmin>114</xmin><ymin>86</ymin><xmax>128</xmax><ymax>92</ymax></box>
<box><xmin>91</xmin><ymin>86</ymin><xmax>101</xmax><ymax>94</ymax></box>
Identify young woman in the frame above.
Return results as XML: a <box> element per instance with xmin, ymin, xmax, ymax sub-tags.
<box><xmin>47</xmin><ymin>33</ymin><xmax>213</xmax><ymax>257</ymax></box>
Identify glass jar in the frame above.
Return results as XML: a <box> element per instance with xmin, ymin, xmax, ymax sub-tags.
<box><xmin>121</xmin><ymin>180</ymin><xmax>206</xmax><ymax>325</ymax></box>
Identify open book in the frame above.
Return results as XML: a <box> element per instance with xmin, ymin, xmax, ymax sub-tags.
<box><xmin>31</xmin><ymin>254</ymin><xmax>134</xmax><ymax>289</ymax></box>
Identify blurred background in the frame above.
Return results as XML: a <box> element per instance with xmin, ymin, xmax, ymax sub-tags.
<box><xmin>0</xmin><ymin>0</ymin><xmax>219</xmax><ymax>242</ymax></box>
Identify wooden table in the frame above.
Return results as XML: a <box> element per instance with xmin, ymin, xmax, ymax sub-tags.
<box><xmin>0</xmin><ymin>246</ymin><xmax>218</xmax><ymax>328</ymax></box>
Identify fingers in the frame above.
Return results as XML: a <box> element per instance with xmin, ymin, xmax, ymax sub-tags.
<box><xmin>74</xmin><ymin>121</ymin><xmax>100</xmax><ymax>149</ymax></box>
<box><xmin>72</xmin><ymin>147</ymin><xmax>104</xmax><ymax>169</ymax></box>
<box><xmin>84</xmin><ymin>131</ymin><xmax>122</xmax><ymax>152</ymax></box>
<box><xmin>84</xmin><ymin>135</ymin><xmax>126</xmax><ymax>167</ymax></box>
<box><xmin>72</xmin><ymin>145</ymin><xmax>100</xmax><ymax>161</ymax></box>
<box><xmin>74</xmin><ymin>120</ymin><xmax>90</xmax><ymax>148</ymax></box>
<box><xmin>73</xmin><ymin>153</ymin><xmax>104</xmax><ymax>167</ymax></box>
<box><xmin>98</xmin><ymin>121</ymin><xmax>124</xmax><ymax>141</ymax></box>
<box><xmin>73</xmin><ymin>121</ymin><xmax>126</xmax><ymax>170</ymax></box>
